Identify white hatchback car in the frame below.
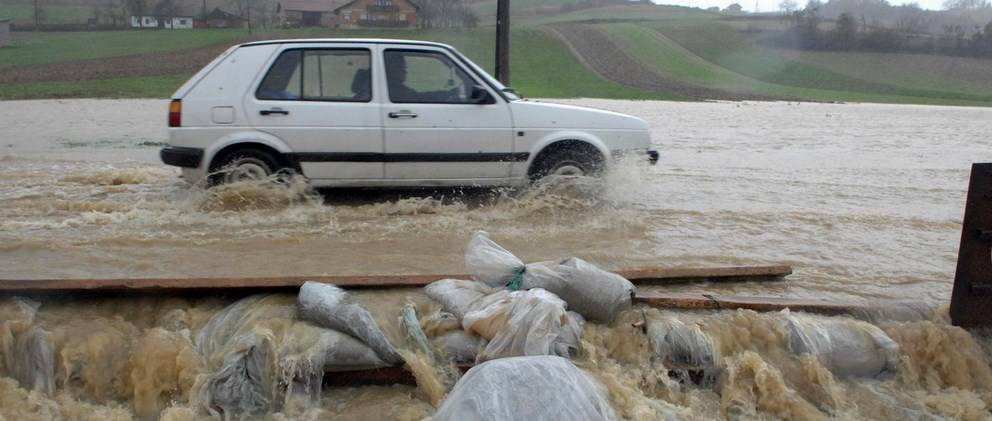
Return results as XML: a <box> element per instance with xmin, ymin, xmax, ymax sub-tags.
<box><xmin>160</xmin><ymin>38</ymin><xmax>658</xmax><ymax>187</ymax></box>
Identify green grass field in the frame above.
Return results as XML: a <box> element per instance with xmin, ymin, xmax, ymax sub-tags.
<box><xmin>0</xmin><ymin>27</ymin><xmax>673</xmax><ymax>100</ymax></box>
<box><xmin>0</xmin><ymin>29</ymin><xmax>247</xmax><ymax>69</ymax></box>
<box><xmin>1</xmin><ymin>0</ymin><xmax>991</xmax><ymax>106</ymax></box>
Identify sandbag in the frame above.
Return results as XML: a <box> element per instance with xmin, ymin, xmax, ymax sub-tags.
<box><xmin>463</xmin><ymin>231</ymin><xmax>634</xmax><ymax>323</ymax></box>
<box><xmin>464</xmin><ymin>231</ymin><xmax>527</xmax><ymax>288</ymax></box>
<box><xmin>431</xmin><ymin>355</ymin><xmax>618</xmax><ymax>421</ymax></box>
<box><xmin>11</xmin><ymin>325</ymin><xmax>55</xmax><ymax>396</ymax></box>
<box><xmin>647</xmin><ymin>316</ymin><xmax>716</xmax><ymax>370</ymax></box>
<box><xmin>521</xmin><ymin>258</ymin><xmax>634</xmax><ymax>323</ymax></box>
<box><xmin>463</xmin><ymin>288</ymin><xmax>573</xmax><ymax>362</ymax></box>
<box><xmin>433</xmin><ymin>330</ymin><xmax>485</xmax><ymax>364</ymax></box>
<box><xmin>424</xmin><ymin>279</ymin><xmax>494</xmax><ymax>320</ymax></box>
<box><xmin>782</xmin><ymin>312</ymin><xmax>900</xmax><ymax>378</ymax></box>
<box><xmin>196</xmin><ymin>294</ymin><xmax>389</xmax><ymax>417</ymax></box>
<box><xmin>298</xmin><ymin>282</ymin><xmax>403</xmax><ymax>365</ymax></box>
<box><xmin>554</xmin><ymin>311</ymin><xmax>585</xmax><ymax>358</ymax></box>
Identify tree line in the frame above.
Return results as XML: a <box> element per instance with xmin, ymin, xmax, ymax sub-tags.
<box><xmin>768</xmin><ymin>0</ymin><xmax>992</xmax><ymax>57</ymax></box>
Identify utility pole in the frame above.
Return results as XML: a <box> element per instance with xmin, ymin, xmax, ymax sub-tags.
<box><xmin>34</xmin><ymin>0</ymin><xmax>40</xmax><ymax>31</ymax></box>
<box><xmin>246</xmin><ymin>0</ymin><xmax>252</xmax><ymax>34</ymax></box>
<box><xmin>495</xmin><ymin>0</ymin><xmax>510</xmax><ymax>85</ymax></box>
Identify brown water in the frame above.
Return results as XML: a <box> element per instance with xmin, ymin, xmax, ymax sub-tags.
<box><xmin>2</xmin><ymin>99</ymin><xmax>992</xmax><ymax>419</ymax></box>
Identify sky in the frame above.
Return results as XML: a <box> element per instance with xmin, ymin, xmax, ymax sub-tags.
<box><xmin>655</xmin><ymin>0</ymin><xmax>947</xmax><ymax>12</ymax></box>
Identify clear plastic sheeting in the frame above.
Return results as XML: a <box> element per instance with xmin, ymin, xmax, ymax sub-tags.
<box><xmin>463</xmin><ymin>288</ymin><xmax>576</xmax><ymax>362</ymax></box>
<box><xmin>432</xmin><ymin>330</ymin><xmax>484</xmax><ymax>364</ymax></box>
<box><xmin>424</xmin><ymin>279</ymin><xmax>494</xmax><ymax>320</ymax></box>
<box><xmin>647</xmin><ymin>315</ymin><xmax>716</xmax><ymax>371</ymax></box>
<box><xmin>783</xmin><ymin>312</ymin><xmax>901</xmax><ymax>378</ymax></box>
<box><xmin>464</xmin><ymin>231</ymin><xmax>527</xmax><ymax>288</ymax></box>
<box><xmin>195</xmin><ymin>294</ymin><xmax>389</xmax><ymax>418</ymax></box>
<box><xmin>431</xmin><ymin>355</ymin><xmax>618</xmax><ymax>421</ymax></box>
<box><xmin>522</xmin><ymin>258</ymin><xmax>634</xmax><ymax>323</ymax></box>
<box><xmin>0</xmin><ymin>298</ymin><xmax>55</xmax><ymax>396</ymax></box>
<box><xmin>298</xmin><ymin>281</ymin><xmax>404</xmax><ymax>365</ymax></box>
<box><xmin>463</xmin><ymin>231</ymin><xmax>634</xmax><ymax>323</ymax></box>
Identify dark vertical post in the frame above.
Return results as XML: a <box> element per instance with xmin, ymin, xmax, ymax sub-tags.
<box><xmin>950</xmin><ymin>163</ymin><xmax>992</xmax><ymax>327</ymax></box>
<box><xmin>495</xmin><ymin>0</ymin><xmax>510</xmax><ymax>85</ymax></box>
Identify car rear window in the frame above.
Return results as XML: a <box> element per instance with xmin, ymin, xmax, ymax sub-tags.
<box><xmin>256</xmin><ymin>48</ymin><xmax>372</xmax><ymax>102</ymax></box>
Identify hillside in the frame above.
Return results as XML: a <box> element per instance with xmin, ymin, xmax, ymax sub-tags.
<box><xmin>1</xmin><ymin>0</ymin><xmax>991</xmax><ymax>105</ymax></box>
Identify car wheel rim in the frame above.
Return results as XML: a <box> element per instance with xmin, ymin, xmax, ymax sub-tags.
<box><xmin>551</xmin><ymin>163</ymin><xmax>585</xmax><ymax>177</ymax></box>
<box><xmin>223</xmin><ymin>158</ymin><xmax>270</xmax><ymax>183</ymax></box>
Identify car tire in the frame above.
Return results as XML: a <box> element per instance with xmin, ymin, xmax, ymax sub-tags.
<box><xmin>530</xmin><ymin>147</ymin><xmax>604</xmax><ymax>181</ymax></box>
<box><xmin>209</xmin><ymin>148</ymin><xmax>283</xmax><ymax>186</ymax></box>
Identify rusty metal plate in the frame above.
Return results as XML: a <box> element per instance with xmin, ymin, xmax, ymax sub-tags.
<box><xmin>950</xmin><ymin>163</ymin><xmax>992</xmax><ymax>327</ymax></box>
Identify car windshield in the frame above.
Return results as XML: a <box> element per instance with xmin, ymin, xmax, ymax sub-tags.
<box><xmin>452</xmin><ymin>50</ymin><xmax>521</xmax><ymax>101</ymax></box>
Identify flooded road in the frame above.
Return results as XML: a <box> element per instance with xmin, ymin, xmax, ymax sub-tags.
<box><xmin>3</xmin><ymin>99</ymin><xmax>990</xmax><ymax>304</ymax></box>
<box><xmin>2</xmin><ymin>99</ymin><xmax>992</xmax><ymax>420</ymax></box>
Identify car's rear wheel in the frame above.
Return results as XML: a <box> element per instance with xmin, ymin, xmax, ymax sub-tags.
<box><xmin>530</xmin><ymin>147</ymin><xmax>604</xmax><ymax>181</ymax></box>
<box><xmin>210</xmin><ymin>148</ymin><xmax>282</xmax><ymax>185</ymax></box>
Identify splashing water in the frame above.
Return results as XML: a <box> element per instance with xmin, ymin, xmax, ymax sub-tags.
<box><xmin>3</xmin><ymin>99</ymin><xmax>992</xmax><ymax>419</ymax></box>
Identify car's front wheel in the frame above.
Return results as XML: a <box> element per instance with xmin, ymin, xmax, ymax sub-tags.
<box><xmin>529</xmin><ymin>146</ymin><xmax>604</xmax><ymax>181</ymax></box>
<box><xmin>210</xmin><ymin>148</ymin><xmax>283</xmax><ymax>185</ymax></box>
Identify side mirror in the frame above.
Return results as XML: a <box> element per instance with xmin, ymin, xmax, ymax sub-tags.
<box><xmin>470</xmin><ymin>85</ymin><xmax>494</xmax><ymax>104</ymax></box>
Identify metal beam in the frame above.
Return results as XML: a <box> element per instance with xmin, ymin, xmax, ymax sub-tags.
<box><xmin>950</xmin><ymin>163</ymin><xmax>992</xmax><ymax>327</ymax></box>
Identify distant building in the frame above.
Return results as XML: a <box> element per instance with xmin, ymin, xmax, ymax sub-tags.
<box><xmin>334</xmin><ymin>0</ymin><xmax>419</xmax><ymax>28</ymax></box>
<box><xmin>0</xmin><ymin>19</ymin><xmax>9</xmax><ymax>48</ymax></box>
<box><xmin>204</xmin><ymin>8</ymin><xmax>247</xmax><ymax>28</ymax></box>
<box><xmin>278</xmin><ymin>0</ymin><xmax>418</xmax><ymax>28</ymax></box>
<box><xmin>130</xmin><ymin>15</ymin><xmax>194</xmax><ymax>29</ymax></box>
<box><xmin>280</xmin><ymin>0</ymin><xmax>340</xmax><ymax>27</ymax></box>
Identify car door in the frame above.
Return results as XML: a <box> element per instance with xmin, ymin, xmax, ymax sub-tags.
<box><xmin>380</xmin><ymin>47</ymin><xmax>514</xmax><ymax>180</ymax></box>
<box><xmin>242</xmin><ymin>43</ymin><xmax>383</xmax><ymax>180</ymax></box>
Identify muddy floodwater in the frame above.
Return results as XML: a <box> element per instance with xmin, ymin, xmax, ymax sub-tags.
<box><xmin>2</xmin><ymin>98</ymin><xmax>992</xmax><ymax>420</ymax></box>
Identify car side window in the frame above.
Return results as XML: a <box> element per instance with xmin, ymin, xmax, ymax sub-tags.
<box><xmin>384</xmin><ymin>50</ymin><xmax>476</xmax><ymax>104</ymax></box>
<box><xmin>256</xmin><ymin>49</ymin><xmax>372</xmax><ymax>102</ymax></box>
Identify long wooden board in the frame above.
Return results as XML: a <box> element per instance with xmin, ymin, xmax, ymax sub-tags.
<box><xmin>0</xmin><ymin>265</ymin><xmax>791</xmax><ymax>292</ymax></box>
<box><xmin>633</xmin><ymin>291</ymin><xmax>864</xmax><ymax>316</ymax></box>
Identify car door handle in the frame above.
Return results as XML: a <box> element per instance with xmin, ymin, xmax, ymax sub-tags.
<box><xmin>388</xmin><ymin>111</ymin><xmax>418</xmax><ymax>119</ymax></box>
<box><xmin>260</xmin><ymin>108</ymin><xmax>289</xmax><ymax>116</ymax></box>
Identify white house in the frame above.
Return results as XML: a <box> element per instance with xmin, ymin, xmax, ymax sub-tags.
<box><xmin>131</xmin><ymin>15</ymin><xmax>194</xmax><ymax>29</ymax></box>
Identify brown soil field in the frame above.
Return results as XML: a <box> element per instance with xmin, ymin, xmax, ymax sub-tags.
<box><xmin>0</xmin><ymin>42</ymin><xmax>235</xmax><ymax>84</ymax></box>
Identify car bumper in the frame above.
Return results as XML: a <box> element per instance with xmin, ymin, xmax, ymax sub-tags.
<box><xmin>612</xmin><ymin>149</ymin><xmax>659</xmax><ymax>165</ymax></box>
<box><xmin>647</xmin><ymin>149</ymin><xmax>659</xmax><ymax>165</ymax></box>
<box><xmin>160</xmin><ymin>146</ymin><xmax>203</xmax><ymax>168</ymax></box>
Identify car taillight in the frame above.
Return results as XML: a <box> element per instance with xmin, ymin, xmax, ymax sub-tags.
<box><xmin>168</xmin><ymin>99</ymin><xmax>182</xmax><ymax>127</ymax></box>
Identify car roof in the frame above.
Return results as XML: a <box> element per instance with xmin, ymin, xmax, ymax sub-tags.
<box><xmin>239</xmin><ymin>38</ymin><xmax>455</xmax><ymax>49</ymax></box>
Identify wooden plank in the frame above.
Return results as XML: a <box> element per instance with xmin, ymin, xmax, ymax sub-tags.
<box><xmin>633</xmin><ymin>292</ymin><xmax>864</xmax><ymax>316</ymax></box>
<box><xmin>0</xmin><ymin>265</ymin><xmax>791</xmax><ymax>293</ymax></box>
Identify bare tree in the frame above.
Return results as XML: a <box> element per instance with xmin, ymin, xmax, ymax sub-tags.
<box><xmin>779</xmin><ymin>0</ymin><xmax>799</xmax><ymax>13</ymax></box>
<box><xmin>943</xmin><ymin>0</ymin><xmax>991</xmax><ymax>9</ymax></box>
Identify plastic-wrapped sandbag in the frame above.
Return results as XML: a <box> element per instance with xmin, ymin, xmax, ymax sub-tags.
<box><xmin>431</xmin><ymin>355</ymin><xmax>618</xmax><ymax>421</ymax></box>
<box><xmin>196</xmin><ymin>294</ymin><xmax>388</xmax><ymax>417</ymax></box>
<box><xmin>433</xmin><ymin>330</ymin><xmax>485</xmax><ymax>364</ymax></box>
<box><xmin>522</xmin><ymin>258</ymin><xmax>634</xmax><ymax>323</ymax></box>
<box><xmin>463</xmin><ymin>231</ymin><xmax>634</xmax><ymax>323</ymax></box>
<box><xmin>298</xmin><ymin>281</ymin><xmax>403</xmax><ymax>365</ymax></box>
<box><xmin>12</xmin><ymin>325</ymin><xmax>55</xmax><ymax>396</ymax></box>
<box><xmin>424</xmin><ymin>279</ymin><xmax>494</xmax><ymax>320</ymax></box>
<box><xmin>782</xmin><ymin>312</ymin><xmax>900</xmax><ymax>378</ymax></box>
<box><xmin>647</xmin><ymin>316</ymin><xmax>716</xmax><ymax>369</ymax></box>
<box><xmin>464</xmin><ymin>231</ymin><xmax>527</xmax><ymax>288</ymax></box>
<box><xmin>554</xmin><ymin>311</ymin><xmax>585</xmax><ymax>358</ymax></box>
<box><xmin>463</xmin><ymin>288</ymin><xmax>573</xmax><ymax>362</ymax></box>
